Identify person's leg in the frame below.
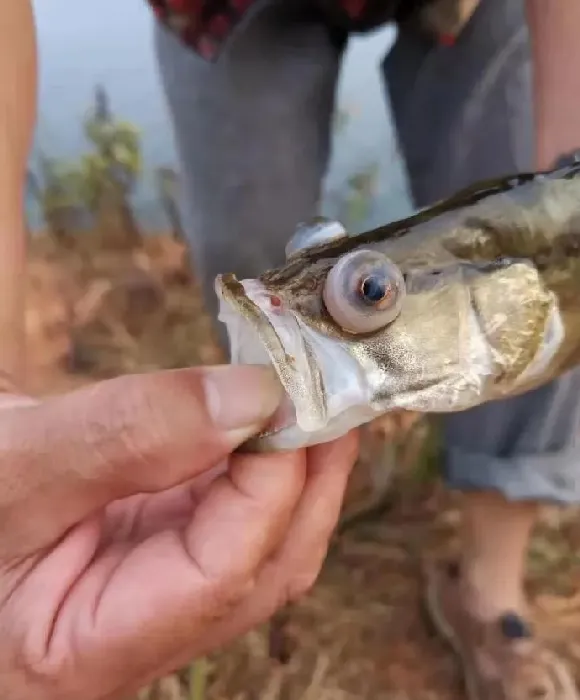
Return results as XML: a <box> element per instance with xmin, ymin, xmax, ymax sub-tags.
<box><xmin>384</xmin><ymin>0</ymin><xmax>580</xmax><ymax>697</ymax></box>
<box><xmin>154</xmin><ymin>1</ymin><xmax>346</xmax><ymax>349</ymax></box>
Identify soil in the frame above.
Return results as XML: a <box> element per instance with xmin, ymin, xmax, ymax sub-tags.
<box><xmin>24</xmin><ymin>233</ymin><xmax>580</xmax><ymax>700</ymax></box>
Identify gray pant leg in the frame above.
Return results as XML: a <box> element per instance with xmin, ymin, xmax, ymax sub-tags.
<box><xmin>154</xmin><ymin>3</ymin><xmax>344</xmax><ymax>349</ymax></box>
<box><xmin>384</xmin><ymin>0</ymin><xmax>580</xmax><ymax>505</ymax></box>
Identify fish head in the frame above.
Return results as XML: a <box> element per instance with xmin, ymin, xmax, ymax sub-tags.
<box><xmin>215</xmin><ymin>216</ymin><xmax>562</xmax><ymax>451</ymax></box>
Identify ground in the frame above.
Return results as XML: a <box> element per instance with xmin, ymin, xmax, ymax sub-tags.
<box><xmin>24</xmin><ymin>234</ymin><xmax>580</xmax><ymax>700</ymax></box>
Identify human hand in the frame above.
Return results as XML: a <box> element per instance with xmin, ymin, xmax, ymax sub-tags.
<box><xmin>0</xmin><ymin>365</ymin><xmax>358</xmax><ymax>700</ymax></box>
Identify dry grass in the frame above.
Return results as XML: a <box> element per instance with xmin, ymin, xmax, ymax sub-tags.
<box><xmin>24</xmin><ymin>233</ymin><xmax>580</xmax><ymax>700</ymax></box>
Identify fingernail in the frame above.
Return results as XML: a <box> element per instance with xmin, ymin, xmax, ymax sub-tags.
<box><xmin>203</xmin><ymin>365</ymin><xmax>283</xmax><ymax>436</ymax></box>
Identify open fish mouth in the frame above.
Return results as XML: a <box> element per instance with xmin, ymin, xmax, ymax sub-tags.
<box><xmin>215</xmin><ymin>274</ymin><xmax>378</xmax><ymax>451</ymax></box>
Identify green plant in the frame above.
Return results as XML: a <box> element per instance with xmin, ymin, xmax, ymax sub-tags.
<box><xmin>333</xmin><ymin>106</ymin><xmax>352</xmax><ymax>135</ymax></box>
<box><xmin>188</xmin><ymin>658</ymin><xmax>209</xmax><ymax>700</ymax></box>
<box><xmin>323</xmin><ymin>104</ymin><xmax>380</xmax><ymax>229</ymax></box>
<box><xmin>80</xmin><ymin>85</ymin><xmax>143</xmax><ymax>247</ymax></box>
<box><xmin>29</xmin><ymin>86</ymin><xmax>145</xmax><ymax>248</ymax></box>
<box><xmin>156</xmin><ymin>166</ymin><xmax>184</xmax><ymax>240</ymax></box>
<box><xmin>342</xmin><ymin>163</ymin><xmax>379</xmax><ymax>226</ymax></box>
<box><xmin>27</xmin><ymin>151</ymin><xmax>86</xmax><ymax>243</ymax></box>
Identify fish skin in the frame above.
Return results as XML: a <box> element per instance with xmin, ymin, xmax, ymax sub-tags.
<box><xmin>215</xmin><ymin>158</ymin><xmax>580</xmax><ymax>452</ymax></box>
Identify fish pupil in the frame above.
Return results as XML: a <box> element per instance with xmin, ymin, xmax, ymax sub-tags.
<box><xmin>360</xmin><ymin>275</ymin><xmax>387</xmax><ymax>304</ymax></box>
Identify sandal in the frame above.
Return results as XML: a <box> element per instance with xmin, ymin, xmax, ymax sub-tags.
<box><xmin>424</xmin><ymin>560</ymin><xmax>579</xmax><ymax>700</ymax></box>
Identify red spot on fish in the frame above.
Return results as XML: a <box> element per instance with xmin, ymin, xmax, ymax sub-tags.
<box><xmin>269</xmin><ymin>295</ymin><xmax>283</xmax><ymax>309</ymax></box>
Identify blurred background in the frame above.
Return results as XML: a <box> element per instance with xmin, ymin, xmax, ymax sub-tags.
<box><xmin>24</xmin><ymin>3</ymin><xmax>580</xmax><ymax>699</ymax></box>
<box><xmin>28</xmin><ymin>0</ymin><xmax>412</xmax><ymax>235</ymax></box>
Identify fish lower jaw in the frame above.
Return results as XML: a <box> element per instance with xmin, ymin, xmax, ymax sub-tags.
<box><xmin>243</xmin><ymin>403</ymin><xmax>383</xmax><ymax>452</ymax></box>
<box><xmin>216</xmin><ymin>276</ymin><xmax>330</xmax><ymax>447</ymax></box>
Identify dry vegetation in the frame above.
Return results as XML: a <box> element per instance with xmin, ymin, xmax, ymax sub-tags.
<box><xmin>25</xmin><ymin>231</ymin><xmax>580</xmax><ymax>700</ymax></box>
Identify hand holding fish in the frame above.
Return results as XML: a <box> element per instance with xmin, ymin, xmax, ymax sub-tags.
<box><xmin>0</xmin><ymin>366</ymin><xmax>357</xmax><ymax>700</ymax></box>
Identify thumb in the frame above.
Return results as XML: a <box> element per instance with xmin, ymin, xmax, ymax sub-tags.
<box><xmin>0</xmin><ymin>365</ymin><xmax>282</xmax><ymax>553</ymax></box>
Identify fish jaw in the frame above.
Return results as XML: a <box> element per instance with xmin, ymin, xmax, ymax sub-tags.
<box><xmin>215</xmin><ymin>274</ymin><xmax>381</xmax><ymax>451</ymax></box>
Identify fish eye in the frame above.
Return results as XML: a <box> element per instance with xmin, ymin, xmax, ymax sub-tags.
<box><xmin>285</xmin><ymin>217</ymin><xmax>348</xmax><ymax>258</ymax></box>
<box><xmin>323</xmin><ymin>249</ymin><xmax>405</xmax><ymax>334</ymax></box>
<box><xmin>359</xmin><ymin>274</ymin><xmax>392</xmax><ymax>306</ymax></box>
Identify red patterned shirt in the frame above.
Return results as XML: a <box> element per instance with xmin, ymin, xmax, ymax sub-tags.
<box><xmin>144</xmin><ymin>0</ymin><xmax>424</xmax><ymax>61</ymax></box>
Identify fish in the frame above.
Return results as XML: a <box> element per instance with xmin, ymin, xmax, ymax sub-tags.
<box><xmin>214</xmin><ymin>158</ymin><xmax>580</xmax><ymax>452</ymax></box>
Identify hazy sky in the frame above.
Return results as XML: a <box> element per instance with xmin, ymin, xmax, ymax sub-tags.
<box><xmin>31</xmin><ymin>1</ymin><xmax>411</xmax><ymax>228</ymax></box>
<box><xmin>33</xmin><ymin>0</ymin><xmax>173</xmax><ymax>166</ymax></box>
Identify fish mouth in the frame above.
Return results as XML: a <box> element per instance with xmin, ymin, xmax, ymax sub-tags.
<box><xmin>215</xmin><ymin>274</ymin><xmax>377</xmax><ymax>451</ymax></box>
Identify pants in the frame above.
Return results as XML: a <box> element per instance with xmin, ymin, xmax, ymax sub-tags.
<box><xmin>155</xmin><ymin>0</ymin><xmax>580</xmax><ymax>504</ymax></box>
